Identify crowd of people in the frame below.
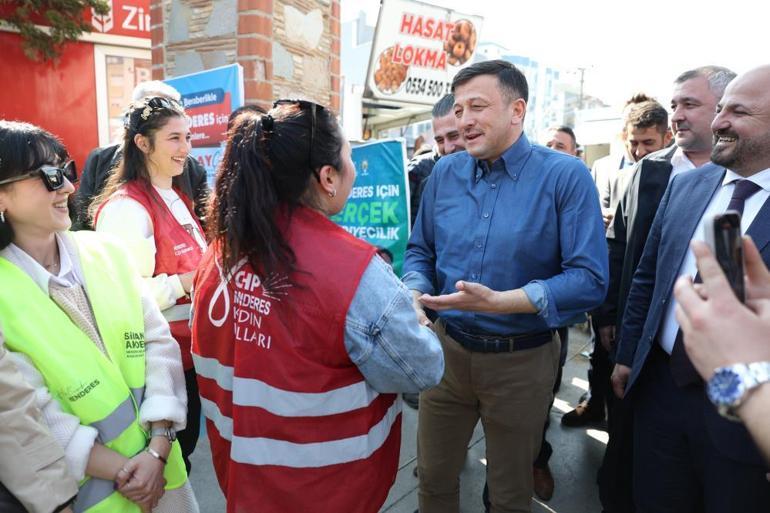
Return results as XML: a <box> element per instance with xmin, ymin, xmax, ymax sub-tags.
<box><xmin>0</xmin><ymin>58</ymin><xmax>769</xmax><ymax>513</ymax></box>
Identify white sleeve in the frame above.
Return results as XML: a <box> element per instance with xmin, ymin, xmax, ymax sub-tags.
<box><xmin>7</xmin><ymin>352</ymin><xmax>98</xmax><ymax>482</ymax></box>
<box><xmin>138</xmin><ymin>282</ymin><xmax>188</xmax><ymax>431</ymax></box>
<box><xmin>96</xmin><ymin>197</ymin><xmax>186</xmax><ymax>310</ymax></box>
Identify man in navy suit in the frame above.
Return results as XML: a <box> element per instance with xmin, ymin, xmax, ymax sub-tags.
<box><xmin>612</xmin><ymin>65</ymin><xmax>770</xmax><ymax>512</ymax></box>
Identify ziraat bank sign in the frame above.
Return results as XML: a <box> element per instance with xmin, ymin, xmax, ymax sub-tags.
<box><xmin>365</xmin><ymin>0</ymin><xmax>483</xmax><ymax>105</ymax></box>
<box><xmin>89</xmin><ymin>0</ymin><xmax>150</xmax><ymax>37</ymax></box>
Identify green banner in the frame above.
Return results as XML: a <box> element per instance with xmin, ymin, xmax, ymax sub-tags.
<box><xmin>332</xmin><ymin>139</ymin><xmax>410</xmax><ymax>275</ymax></box>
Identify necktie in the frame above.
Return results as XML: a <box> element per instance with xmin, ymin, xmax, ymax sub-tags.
<box><xmin>669</xmin><ymin>179</ymin><xmax>762</xmax><ymax>387</ymax></box>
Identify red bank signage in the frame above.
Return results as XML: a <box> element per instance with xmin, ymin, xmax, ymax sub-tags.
<box><xmin>88</xmin><ymin>0</ymin><xmax>151</xmax><ymax>37</ymax></box>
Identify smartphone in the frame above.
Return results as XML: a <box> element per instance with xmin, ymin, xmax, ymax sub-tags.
<box><xmin>703</xmin><ymin>211</ymin><xmax>745</xmax><ymax>302</ymax></box>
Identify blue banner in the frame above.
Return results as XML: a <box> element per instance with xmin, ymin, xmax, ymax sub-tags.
<box><xmin>166</xmin><ymin>64</ymin><xmax>244</xmax><ymax>184</ymax></box>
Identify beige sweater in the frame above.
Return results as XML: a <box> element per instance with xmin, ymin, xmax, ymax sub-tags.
<box><xmin>0</xmin><ymin>329</ymin><xmax>78</xmax><ymax>513</ymax></box>
<box><xmin>0</xmin><ymin>232</ymin><xmax>198</xmax><ymax>513</ymax></box>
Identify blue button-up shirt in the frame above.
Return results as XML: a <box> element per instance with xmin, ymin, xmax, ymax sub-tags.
<box><xmin>403</xmin><ymin>134</ymin><xmax>608</xmax><ymax>335</ymax></box>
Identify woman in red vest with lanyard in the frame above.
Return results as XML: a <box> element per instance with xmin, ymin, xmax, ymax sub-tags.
<box><xmin>191</xmin><ymin>103</ymin><xmax>444</xmax><ymax>512</ymax></box>
<box><xmin>92</xmin><ymin>97</ymin><xmax>205</xmax><ymax>473</ymax></box>
<box><xmin>0</xmin><ymin>122</ymin><xmax>198</xmax><ymax>512</ymax></box>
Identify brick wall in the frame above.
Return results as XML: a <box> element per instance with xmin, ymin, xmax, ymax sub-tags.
<box><xmin>151</xmin><ymin>0</ymin><xmax>341</xmax><ymax>112</ymax></box>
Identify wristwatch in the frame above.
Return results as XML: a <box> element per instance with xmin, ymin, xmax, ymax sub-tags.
<box><xmin>706</xmin><ymin>361</ymin><xmax>770</xmax><ymax>421</ymax></box>
<box><xmin>150</xmin><ymin>426</ymin><xmax>177</xmax><ymax>443</ymax></box>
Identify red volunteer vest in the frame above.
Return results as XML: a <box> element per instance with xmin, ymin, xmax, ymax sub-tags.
<box><xmin>97</xmin><ymin>181</ymin><xmax>204</xmax><ymax>369</ymax></box>
<box><xmin>191</xmin><ymin>206</ymin><xmax>401</xmax><ymax>513</ymax></box>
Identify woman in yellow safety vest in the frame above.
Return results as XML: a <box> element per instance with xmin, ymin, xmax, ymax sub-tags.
<box><xmin>0</xmin><ymin>120</ymin><xmax>198</xmax><ymax>513</ymax></box>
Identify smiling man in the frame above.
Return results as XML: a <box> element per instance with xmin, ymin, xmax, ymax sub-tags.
<box><xmin>592</xmin><ymin>65</ymin><xmax>735</xmax><ymax>513</ymax></box>
<box><xmin>611</xmin><ymin>65</ymin><xmax>770</xmax><ymax>513</ymax></box>
<box><xmin>403</xmin><ymin>59</ymin><xmax>608</xmax><ymax>513</ymax></box>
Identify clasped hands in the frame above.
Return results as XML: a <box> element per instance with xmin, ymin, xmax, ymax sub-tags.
<box><xmin>114</xmin><ymin>439</ymin><xmax>169</xmax><ymax>513</ymax></box>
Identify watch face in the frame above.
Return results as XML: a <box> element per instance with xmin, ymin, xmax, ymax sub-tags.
<box><xmin>707</xmin><ymin>368</ymin><xmax>745</xmax><ymax>406</ymax></box>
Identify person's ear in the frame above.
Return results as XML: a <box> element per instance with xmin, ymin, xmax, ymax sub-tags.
<box><xmin>511</xmin><ymin>98</ymin><xmax>526</xmax><ymax>126</ymax></box>
<box><xmin>316</xmin><ymin>164</ymin><xmax>339</xmax><ymax>196</ymax></box>
<box><xmin>134</xmin><ymin>133</ymin><xmax>151</xmax><ymax>154</ymax></box>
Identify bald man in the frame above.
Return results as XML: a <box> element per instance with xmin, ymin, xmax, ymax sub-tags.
<box><xmin>612</xmin><ymin>65</ymin><xmax>770</xmax><ymax>513</ymax></box>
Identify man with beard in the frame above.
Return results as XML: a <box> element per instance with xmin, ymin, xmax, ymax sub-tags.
<box><xmin>612</xmin><ymin>65</ymin><xmax>770</xmax><ymax>512</ymax></box>
<box><xmin>594</xmin><ymin>66</ymin><xmax>735</xmax><ymax>513</ymax></box>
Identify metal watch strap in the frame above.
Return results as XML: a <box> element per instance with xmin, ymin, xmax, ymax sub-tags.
<box><xmin>733</xmin><ymin>361</ymin><xmax>770</xmax><ymax>414</ymax></box>
<box><xmin>150</xmin><ymin>426</ymin><xmax>176</xmax><ymax>442</ymax></box>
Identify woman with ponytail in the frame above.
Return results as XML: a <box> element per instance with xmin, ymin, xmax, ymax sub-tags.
<box><xmin>191</xmin><ymin>101</ymin><xmax>444</xmax><ymax>513</ymax></box>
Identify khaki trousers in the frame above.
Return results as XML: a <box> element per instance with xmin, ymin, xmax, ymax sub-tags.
<box><xmin>417</xmin><ymin>321</ymin><xmax>560</xmax><ymax>513</ymax></box>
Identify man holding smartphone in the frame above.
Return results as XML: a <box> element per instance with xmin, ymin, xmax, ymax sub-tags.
<box><xmin>612</xmin><ymin>65</ymin><xmax>770</xmax><ymax>512</ymax></box>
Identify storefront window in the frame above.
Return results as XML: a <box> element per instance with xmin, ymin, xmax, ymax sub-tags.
<box><xmin>106</xmin><ymin>55</ymin><xmax>151</xmax><ymax>142</ymax></box>
<box><xmin>94</xmin><ymin>45</ymin><xmax>151</xmax><ymax>146</ymax></box>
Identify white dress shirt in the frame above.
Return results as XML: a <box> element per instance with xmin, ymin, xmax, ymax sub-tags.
<box><xmin>668</xmin><ymin>147</ymin><xmax>696</xmax><ymax>182</ymax></box>
<box><xmin>659</xmin><ymin>167</ymin><xmax>770</xmax><ymax>353</ymax></box>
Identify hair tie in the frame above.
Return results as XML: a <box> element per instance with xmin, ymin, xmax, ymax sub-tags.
<box><xmin>261</xmin><ymin>114</ymin><xmax>274</xmax><ymax>134</ymax></box>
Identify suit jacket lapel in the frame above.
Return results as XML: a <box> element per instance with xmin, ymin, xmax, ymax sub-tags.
<box><xmin>674</xmin><ymin>164</ymin><xmax>725</xmax><ymax>245</ymax></box>
<box><xmin>662</xmin><ymin>165</ymin><xmax>725</xmax><ymax>290</ymax></box>
<box><xmin>746</xmin><ymin>194</ymin><xmax>770</xmax><ymax>253</ymax></box>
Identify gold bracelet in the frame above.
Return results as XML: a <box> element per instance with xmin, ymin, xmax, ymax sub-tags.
<box><xmin>145</xmin><ymin>446</ymin><xmax>168</xmax><ymax>464</ymax></box>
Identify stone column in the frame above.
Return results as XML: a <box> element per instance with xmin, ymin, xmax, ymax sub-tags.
<box><xmin>151</xmin><ymin>0</ymin><xmax>341</xmax><ymax>111</ymax></box>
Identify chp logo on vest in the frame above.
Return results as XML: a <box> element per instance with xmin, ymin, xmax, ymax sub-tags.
<box><xmin>90</xmin><ymin>0</ymin><xmax>151</xmax><ymax>36</ymax></box>
<box><xmin>207</xmin><ymin>258</ymin><xmax>290</xmax><ymax>328</ymax></box>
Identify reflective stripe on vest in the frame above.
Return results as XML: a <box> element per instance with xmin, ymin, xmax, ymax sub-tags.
<box><xmin>201</xmin><ymin>394</ymin><xmax>402</xmax><ymax>468</ymax></box>
<box><xmin>195</xmin><ymin>353</ymin><xmax>400</xmax><ymax>468</ymax></box>
<box><xmin>74</xmin><ymin>478</ymin><xmax>114</xmax><ymax>513</ymax></box>
<box><xmin>90</xmin><ymin>394</ymin><xmax>136</xmax><ymax>444</ymax></box>
<box><xmin>194</xmin><ymin>353</ymin><xmax>381</xmax><ymax>416</ymax></box>
<box><xmin>131</xmin><ymin>387</ymin><xmax>145</xmax><ymax>408</ymax></box>
<box><xmin>0</xmin><ymin>232</ymin><xmax>187</xmax><ymax>512</ymax></box>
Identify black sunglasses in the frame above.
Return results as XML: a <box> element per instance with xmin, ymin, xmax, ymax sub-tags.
<box><xmin>0</xmin><ymin>160</ymin><xmax>77</xmax><ymax>191</ymax></box>
<box><xmin>273</xmin><ymin>99</ymin><xmax>321</xmax><ymax>180</ymax></box>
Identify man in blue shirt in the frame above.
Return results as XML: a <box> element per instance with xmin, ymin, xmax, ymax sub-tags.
<box><xmin>404</xmin><ymin>59</ymin><xmax>608</xmax><ymax>513</ymax></box>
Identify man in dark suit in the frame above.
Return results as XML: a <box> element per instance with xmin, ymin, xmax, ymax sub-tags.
<box><xmin>593</xmin><ymin>66</ymin><xmax>735</xmax><ymax>513</ymax></box>
<box><xmin>72</xmin><ymin>80</ymin><xmax>209</xmax><ymax>230</ymax></box>
<box><xmin>612</xmin><ymin>65</ymin><xmax>770</xmax><ymax>513</ymax></box>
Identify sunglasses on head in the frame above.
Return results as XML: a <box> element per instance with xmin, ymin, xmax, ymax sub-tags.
<box><xmin>272</xmin><ymin>99</ymin><xmax>323</xmax><ymax>180</ymax></box>
<box><xmin>0</xmin><ymin>160</ymin><xmax>77</xmax><ymax>191</ymax></box>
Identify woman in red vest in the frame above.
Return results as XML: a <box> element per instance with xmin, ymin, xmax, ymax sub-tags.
<box><xmin>92</xmin><ymin>97</ymin><xmax>205</xmax><ymax>472</ymax></box>
<box><xmin>191</xmin><ymin>102</ymin><xmax>444</xmax><ymax>513</ymax></box>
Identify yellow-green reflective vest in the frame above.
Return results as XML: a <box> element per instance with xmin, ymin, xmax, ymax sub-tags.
<box><xmin>0</xmin><ymin>231</ymin><xmax>186</xmax><ymax>513</ymax></box>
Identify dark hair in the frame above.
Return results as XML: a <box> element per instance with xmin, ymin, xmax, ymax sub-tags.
<box><xmin>0</xmin><ymin>120</ymin><xmax>68</xmax><ymax>249</ymax></box>
<box><xmin>625</xmin><ymin>100</ymin><xmax>669</xmax><ymax>134</ymax></box>
<box><xmin>208</xmin><ymin>101</ymin><xmax>344</xmax><ymax>277</ymax></box>
<box><xmin>624</xmin><ymin>92</ymin><xmax>654</xmax><ymax>107</ymax></box>
<box><xmin>552</xmin><ymin>125</ymin><xmax>577</xmax><ymax>147</ymax></box>
<box><xmin>451</xmin><ymin>59</ymin><xmax>529</xmax><ymax>103</ymax></box>
<box><xmin>227</xmin><ymin>104</ymin><xmax>268</xmax><ymax>131</ymax></box>
<box><xmin>675</xmin><ymin>66</ymin><xmax>736</xmax><ymax>98</ymax></box>
<box><xmin>89</xmin><ymin>97</ymin><xmax>189</xmax><ymax>221</ymax></box>
<box><xmin>432</xmin><ymin>94</ymin><xmax>455</xmax><ymax>118</ymax></box>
